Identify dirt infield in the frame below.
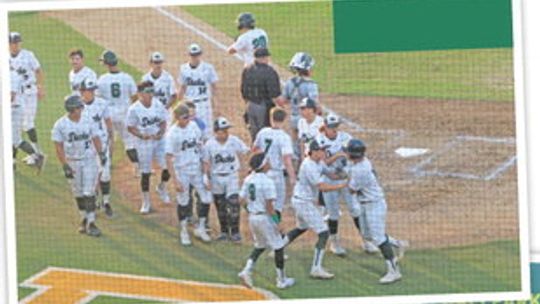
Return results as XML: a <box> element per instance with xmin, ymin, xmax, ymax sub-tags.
<box><xmin>44</xmin><ymin>6</ymin><xmax>519</xmax><ymax>250</ymax></box>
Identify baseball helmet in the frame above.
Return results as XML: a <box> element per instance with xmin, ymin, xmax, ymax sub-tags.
<box><xmin>299</xmin><ymin>97</ymin><xmax>317</xmax><ymax>109</ymax></box>
<box><xmin>237</xmin><ymin>12</ymin><xmax>255</xmax><ymax>29</ymax></box>
<box><xmin>214</xmin><ymin>117</ymin><xmax>232</xmax><ymax>131</ymax></box>
<box><xmin>150</xmin><ymin>51</ymin><xmax>164</xmax><ymax>63</ymax></box>
<box><xmin>249</xmin><ymin>153</ymin><xmax>267</xmax><ymax>171</ymax></box>
<box><xmin>64</xmin><ymin>95</ymin><xmax>84</xmax><ymax>112</ymax></box>
<box><xmin>80</xmin><ymin>78</ymin><xmax>97</xmax><ymax>91</ymax></box>
<box><xmin>324</xmin><ymin>113</ymin><xmax>341</xmax><ymax>128</ymax></box>
<box><xmin>346</xmin><ymin>139</ymin><xmax>366</xmax><ymax>159</ymax></box>
<box><xmin>188</xmin><ymin>43</ymin><xmax>202</xmax><ymax>56</ymax></box>
<box><xmin>99</xmin><ymin>50</ymin><xmax>118</xmax><ymax>66</ymax></box>
<box><xmin>289</xmin><ymin>52</ymin><xmax>315</xmax><ymax>72</ymax></box>
<box><xmin>9</xmin><ymin>32</ymin><xmax>22</xmax><ymax>43</ymax></box>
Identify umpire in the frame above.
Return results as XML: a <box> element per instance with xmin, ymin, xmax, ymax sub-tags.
<box><xmin>241</xmin><ymin>47</ymin><xmax>281</xmax><ymax>141</ymax></box>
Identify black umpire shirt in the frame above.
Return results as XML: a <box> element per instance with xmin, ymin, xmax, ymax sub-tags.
<box><xmin>241</xmin><ymin>62</ymin><xmax>281</xmax><ymax>104</ymax></box>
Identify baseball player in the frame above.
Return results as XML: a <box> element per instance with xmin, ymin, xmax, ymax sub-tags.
<box><xmin>282</xmin><ymin>138</ymin><xmax>349</xmax><ymax>279</ymax></box>
<box><xmin>79</xmin><ymin>78</ymin><xmax>114</xmax><ymax>217</ymax></box>
<box><xmin>126</xmin><ymin>81</ymin><xmax>171</xmax><ymax>214</ymax></box>
<box><xmin>166</xmin><ymin>104</ymin><xmax>213</xmax><ymax>246</ymax></box>
<box><xmin>237</xmin><ymin>153</ymin><xmax>295</xmax><ymax>290</ymax></box>
<box><xmin>68</xmin><ymin>48</ymin><xmax>97</xmax><ymax>95</ymax></box>
<box><xmin>96</xmin><ymin>50</ymin><xmax>139</xmax><ymax>174</ymax></box>
<box><xmin>178</xmin><ymin>43</ymin><xmax>218</xmax><ymax>139</ymax></box>
<box><xmin>297</xmin><ymin>97</ymin><xmax>324</xmax><ymax>159</ymax></box>
<box><xmin>252</xmin><ymin>107</ymin><xmax>296</xmax><ymax>217</ymax></box>
<box><xmin>9</xmin><ymin>32</ymin><xmax>46</xmax><ymax>165</ymax></box>
<box><xmin>227</xmin><ymin>13</ymin><xmax>269</xmax><ymax>66</ymax></box>
<box><xmin>345</xmin><ymin>139</ymin><xmax>407</xmax><ymax>284</ymax></box>
<box><xmin>10</xmin><ymin>68</ymin><xmax>45</xmax><ymax>172</ymax></box>
<box><xmin>202</xmin><ymin>117</ymin><xmax>250</xmax><ymax>242</ymax></box>
<box><xmin>52</xmin><ymin>95</ymin><xmax>107</xmax><ymax>237</ymax></box>
<box><xmin>316</xmin><ymin>114</ymin><xmax>370</xmax><ymax>256</ymax></box>
<box><xmin>142</xmin><ymin>52</ymin><xmax>177</xmax><ymax>109</ymax></box>
<box><xmin>277</xmin><ymin>52</ymin><xmax>319</xmax><ymax>160</ymax></box>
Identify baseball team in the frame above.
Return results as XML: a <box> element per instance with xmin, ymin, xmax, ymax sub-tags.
<box><xmin>9</xmin><ymin>12</ymin><xmax>408</xmax><ymax>290</ymax></box>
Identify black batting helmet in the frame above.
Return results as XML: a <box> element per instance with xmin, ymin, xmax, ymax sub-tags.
<box><xmin>345</xmin><ymin>139</ymin><xmax>366</xmax><ymax>159</ymax></box>
<box><xmin>237</xmin><ymin>12</ymin><xmax>255</xmax><ymax>29</ymax></box>
<box><xmin>64</xmin><ymin>95</ymin><xmax>84</xmax><ymax>113</ymax></box>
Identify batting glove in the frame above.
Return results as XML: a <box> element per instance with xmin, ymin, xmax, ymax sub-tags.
<box><xmin>63</xmin><ymin>164</ymin><xmax>74</xmax><ymax>179</ymax></box>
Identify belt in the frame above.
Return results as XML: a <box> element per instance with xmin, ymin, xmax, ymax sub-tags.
<box><xmin>250</xmin><ymin>211</ymin><xmax>267</xmax><ymax>216</ymax></box>
<box><xmin>213</xmin><ymin>172</ymin><xmax>231</xmax><ymax>177</ymax></box>
<box><xmin>191</xmin><ymin>98</ymin><xmax>208</xmax><ymax>103</ymax></box>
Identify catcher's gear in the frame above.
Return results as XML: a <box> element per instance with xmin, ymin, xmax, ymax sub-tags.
<box><xmin>346</xmin><ymin>139</ymin><xmax>366</xmax><ymax>159</ymax></box>
<box><xmin>99</xmin><ymin>151</ymin><xmax>107</xmax><ymax>166</ymax></box>
<box><xmin>237</xmin><ymin>12</ymin><xmax>255</xmax><ymax>29</ymax></box>
<box><xmin>289</xmin><ymin>52</ymin><xmax>315</xmax><ymax>72</ymax></box>
<box><xmin>64</xmin><ymin>95</ymin><xmax>84</xmax><ymax>113</ymax></box>
<box><xmin>99</xmin><ymin>50</ymin><xmax>118</xmax><ymax>66</ymax></box>
<box><xmin>63</xmin><ymin>163</ymin><xmax>74</xmax><ymax>179</ymax></box>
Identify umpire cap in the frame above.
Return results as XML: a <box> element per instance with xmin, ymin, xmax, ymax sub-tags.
<box><xmin>9</xmin><ymin>32</ymin><xmax>22</xmax><ymax>43</ymax></box>
<box><xmin>64</xmin><ymin>95</ymin><xmax>84</xmax><ymax>112</ymax></box>
<box><xmin>237</xmin><ymin>12</ymin><xmax>255</xmax><ymax>29</ymax></box>
<box><xmin>99</xmin><ymin>50</ymin><xmax>118</xmax><ymax>66</ymax></box>
<box><xmin>345</xmin><ymin>139</ymin><xmax>366</xmax><ymax>159</ymax></box>
<box><xmin>249</xmin><ymin>153</ymin><xmax>267</xmax><ymax>171</ymax></box>
<box><xmin>254</xmin><ymin>47</ymin><xmax>270</xmax><ymax>58</ymax></box>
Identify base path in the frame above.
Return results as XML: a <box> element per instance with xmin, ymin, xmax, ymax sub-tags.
<box><xmin>44</xmin><ymin>6</ymin><xmax>519</xmax><ymax>250</ymax></box>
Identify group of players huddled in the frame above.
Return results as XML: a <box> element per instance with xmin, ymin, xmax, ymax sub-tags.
<box><xmin>8</xmin><ymin>12</ymin><xmax>407</xmax><ymax>291</ymax></box>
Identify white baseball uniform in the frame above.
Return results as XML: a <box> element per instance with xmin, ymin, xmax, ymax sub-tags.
<box><xmin>178</xmin><ymin>62</ymin><xmax>218</xmax><ymax>137</ymax></box>
<box><xmin>82</xmin><ymin>97</ymin><xmax>112</xmax><ymax>182</ymax></box>
<box><xmin>253</xmin><ymin>127</ymin><xmax>294</xmax><ymax>212</ymax></box>
<box><xmin>9</xmin><ymin>49</ymin><xmax>41</xmax><ymax>131</ymax></box>
<box><xmin>51</xmin><ymin>115</ymin><xmax>99</xmax><ymax>197</ymax></box>
<box><xmin>69</xmin><ymin>66</ymin><xmax>97</xmax><ymax>95</ymax></box>
<box><xmin>202</xmin><ymin>135</ymin><xmax>249</xmax><ymax>197</ymax></box>
<box><xmin>142</xmin><ymin>70</ymin><xmax>176</xmax><ymax>108</ymax></box>
<box><xmin>240</xmin><ymin>172</ymin><xmax>285</xmax><ymax>250</ymax></box>
<box><xmin>348</xmin><ymin>157</ymin><xmax>388</xmax><ymax>246</ymax></box>
<box><xmin>11</xmin><ymin>70</ymin><xmax>24</xmax><ymax>148</ymax></box>
<box><xmin>165</xmin><ymin>121</ymin><xmax>212</xmax><ymax>206</ymax></box>
<box><xmin>126</xmin><ymin>100</ymin><xmax>169</xmax><ymax>174</ymax></box>
<box><xmin>298</xmin><ymin>115</ymin><xmax>324</xmax><ymax>155</ymax></box>
<box><xmin>291</xmin><ymin>157</ymin><xmax>329</xmax><ymax>234</ymax></box>
<box><xmin>97</xmin><ymin>71</ymin><xmax>137</xmax><ymax>149</ymax></box>
<box><xmin>316</xmin><ymin>131</ymin><xmax>360</xmax><ymax>221</ymax></box>
<box><xmin>282</xmin><ymin>76</ymin><xmax>319</xmax><ymax>130</ymax></box>
<box><xmin>231</xmin><ymin>28</ymin><xmax>269</xmax><ymax>66</ymax></box>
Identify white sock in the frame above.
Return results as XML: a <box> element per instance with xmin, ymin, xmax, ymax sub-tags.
<box><xmin>103</xmin><ymin>194</ymin><xmax>110</xmax><ymax>205</ymax></box>
<box><xmin>385</xmin><ymin>258</ymin><xmax>399</xmax><ymax>273</ymax></box>
<box><xmin>312</xmin><ymin>248</ymin><xmax>325</xmax><ymax>270</ymax></box>
<box><xmin>242</xmin><ymin>259</ymin><xmax>254</xmax><ymax>274</ymax></box>
<box><xmin>143</xmin><ymin>192</ymin><xmax>150</xmax><ymax>202</ymax></box>
<box><xmin>198</xmin><ymin>217</ymin><xmax>207</xmax><ymax>230</ymax></box>
<box><xmin>180</xmin><ymin>219</ymin><xmax>188</xmax><ymax>230</ymax></box>
<box><xmin>276</xmin><ymin>268</ymin><xmax>285</xmax><ymax>280</ymax></box>
<box><xmin>87</xmin><ymin>212</ymin><xmax>96</xmax><ymax>224</ymax></box>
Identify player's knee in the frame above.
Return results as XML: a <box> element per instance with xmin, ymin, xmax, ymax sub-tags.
<box><xmin>126</xmin><ymin>148</ymin><xmax>139</xmax><ymax>163</ymax></box>
<box><xmin>161</xmin><ymin>169</ymin><xmax>170</xmax><ymax>182</ymax></box>
<box><xmin>316</xmin><ymin>230</ymin><xmax>330</xmax><ymax>249</ymax></box>
<box><xmin>140</xmin><ymin>173</ymin><xmax>151</xmax><ymax>192</ymax></box>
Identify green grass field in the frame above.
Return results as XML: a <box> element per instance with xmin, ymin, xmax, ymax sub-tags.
<box><xmin>9</xmin><ymin>7</ymin><xmax>521</xmax><ymax>304</ymax></box>
<box><xmin>184</xmin><ymin>1</ymin><xmax>514</xmax><ymax>102</ymax></box>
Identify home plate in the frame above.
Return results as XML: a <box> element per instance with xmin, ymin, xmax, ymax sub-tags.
<box><xmin>395</xmin><ymin>147</ymin><xmax>430</xmax><ymax>158</ymax></box>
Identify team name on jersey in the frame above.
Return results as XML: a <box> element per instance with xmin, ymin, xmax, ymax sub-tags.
<box><xmin>181</xmin><ymin>139</ymin><xmax>198</xmax><ymax>151</ymax></box>
<box><xmin>68</xmin><ymin>132</ymin><xmax>91</xmax><ymax>143</ymax></box>
<box><xmin>141</xmin><ymin>116</ymin><xmax>162</xmax><ymax>128</ymax></box>
<box><xmin>184</xmin><ymin>77</ymin><xmax>206</xmax><ymax>86</ymax></box>
<box><xmin>214</xmin><ymin>154</ymin><xmax>235</xmax><ymax>164</ymax></box>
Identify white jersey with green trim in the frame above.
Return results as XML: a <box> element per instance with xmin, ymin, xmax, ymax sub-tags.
<box><xmin>97</xmin><ymin>71</ymin><xmax>137</xmax><ymax>118</ymax></box>
<box><xmin>231</xmin><ymin>28</ymin><xmax>269</xmax><ymax>66</ymax></box>
<box><xmin>240</xmin><ymin>172</ymin><xmax>277</xmax><ymax>214</ymax></box>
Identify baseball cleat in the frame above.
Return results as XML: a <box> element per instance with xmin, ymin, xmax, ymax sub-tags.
<box><xmin>78</xmin><ymin>219</ymin><xmax>87</xmax><ymax>234</ymax></box>
<box><xmin>395</xmin><ymin>240</ymin><xmax>409</xmax><ymax>261</ymax></box>
<box><xmin>140</xmin><ymin>199</ymin><xmax>151</xmax><ymax>214</ymax></box>
<box><xmin>238</xmin><ymin>271</ymin><xmax>253</xmax><ymax>289</ymax></box>
<box><xmin>379</xmin><ymin>269</ymin><xmax>402</xmax><ymax>284</ymax></box>
<box><xmin>23</xmin><ymin>155</ymin><xmax>35</xmax><ymax>165</ymax></box>
<box><xmin>86</xmin><ymin>223</ymin><xmax>101</xmax><ymax>237</ymax></box>
<box><xmin>194</xmin><ymin>227</ymin><xmax>212</xmax><ymax>242</ymax></box>
<box><xmin>180</xmin><ymin>228</ymin><xmax>192</xmax><ymax>246</ymax></box>
<box><xmin>104</xmin><ymin>203</ymin><xmax>114</xmax><ymax>218</ymax></box>
<box><xmin>329</xmin><ymin>236</ymin><xmax>347</xmax><ymax>256</ymax></box>
<box><xmin>215</xmin><ymin>233</ymin><xmax>229</xmax><ymax>241</ymax></box>
<box><xmin>310</xmin><ymin>267</ymin><xmax>335</xmax><ymax>280</ymax></box>
<box><xmin>156</xmin><ymin>185</ymin><xmax>171</xmax><ymax>204</ymax></box>
<box><xmin>363</xmin><ymin>241</ymin><xmax>380</xmax><ymax>254</ymax></box>
<box><xmin>276</xmin><ymin>277</ymin><xmax>295</xmax><ymax>289</ymax></box>
<box><xmin>230</xmin><ymin>233</ymin><xmax>242</xmax><ymax>243</ymax></box>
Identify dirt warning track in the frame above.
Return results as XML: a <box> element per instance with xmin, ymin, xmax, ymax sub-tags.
<box><xmin>44</xmin><ymin>6</ymin><xmax>519</xmax><ymax>250</ymax></box>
